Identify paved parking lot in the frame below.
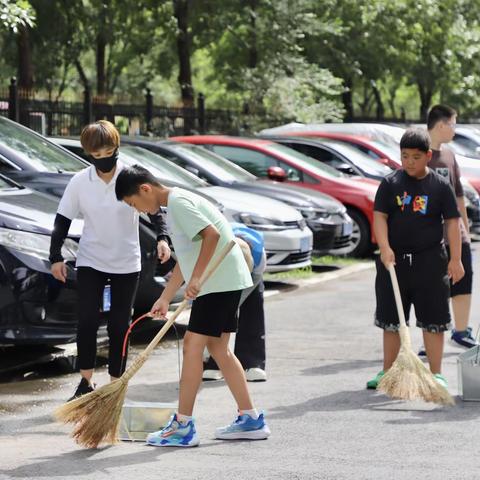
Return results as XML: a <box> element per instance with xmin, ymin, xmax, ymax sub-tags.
<box><xmin>1</xmin><ymin>256</ymin><xmax>480</xmax><ymax>480</ymax></box>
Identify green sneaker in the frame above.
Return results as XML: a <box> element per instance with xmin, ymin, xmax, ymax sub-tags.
<box><xmin>434</xmin><ymin>373</ymin><xmax>448</xmax><ymax>389</ymax></box>
<box><xmin>366</xmin><ymin>370</ymin><xmax>385</xmax><ymax>390</ymax></box>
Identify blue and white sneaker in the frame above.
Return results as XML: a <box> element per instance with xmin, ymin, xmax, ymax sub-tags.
<box><xmin>215</xmin><ymin>412</ymin><xmax>270</xmax><ymax>440</ymax></box>
<box><xmin>146</xmin><ymin>414</ymin><xmax>199</xmax><ymax>447</ymax></box>
<box><xmin>451</xmin><ymin>328</ymin><xmax>479</xmax><ymax>349</ymax></box>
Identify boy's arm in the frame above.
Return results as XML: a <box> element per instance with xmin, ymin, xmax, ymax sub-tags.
<box><xmin>456</xmin><ymin>196</ymin><xmax>470</xmax><ymax>237</ymax></box>
<box><xmin>374</xmin><ymin>211</ymin><xmax>395</xmax><ymax>267</ymax></box>
<box><xmin>186</xmin><ymin>225</ymin><xmax>220</xmax><ymax>299</ymax></box>
<box><xmin>150</xmin><ymin>262</ymin><xmax>184</xmax><ymax>317</ymax></box>
<box><xmin>446</xmin><ymin>217</ymin><xmax>465</xmax><ymax>284</ymax></box>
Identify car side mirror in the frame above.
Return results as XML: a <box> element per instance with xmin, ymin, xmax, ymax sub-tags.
<box><xmin>185</xmin><ymin>165</ymin><xmax>200</xmax><ymax>176</ymax></box>
<box><xmin>336</xmin><ymin>163</ymin><xmax>356</xmax><ymax>175</ymax></box>
<box><xmin>267</xmin><ymin>166</ymin><xmax>287</xmax><ymax>182</ymax></box>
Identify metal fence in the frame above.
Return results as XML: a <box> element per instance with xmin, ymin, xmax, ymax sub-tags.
<box><xmin>0</xmin><ymin>78</ymin><xmax>288</xmax><ymax>137</ymax></box>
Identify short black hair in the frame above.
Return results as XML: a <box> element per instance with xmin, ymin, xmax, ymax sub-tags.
<box><xmin>115</xmin><ymin>164</ymin><xmax>161</xmax><ymax>200</ymax></box>
<box><xmin>427</xmin><ymin>104</ymin><xmax>457</xmax><ymax>130</ymax></box>
<box><xmin>400</xmin><ymin>128</ymin><xmax>431</xmax><ymax>153</ymax></box>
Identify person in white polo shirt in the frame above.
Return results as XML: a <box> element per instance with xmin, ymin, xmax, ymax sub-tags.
<box><xmin>49</xmin><ymin>120</ymin><xmax>171</xmax><ymax>401</ymax></box>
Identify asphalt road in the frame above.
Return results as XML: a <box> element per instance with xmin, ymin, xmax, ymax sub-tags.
<box><xmin>1</xmin><ymin>251</ymin><xmax>479</xmax><ymax>480</ymax></box>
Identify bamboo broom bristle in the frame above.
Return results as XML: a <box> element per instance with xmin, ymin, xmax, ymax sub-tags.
<box><xmin>377</xmin><ymin>344</ymin><xmax>454</xmax><ymax>406</ymax></box>
<box><xmin>54</xmin><ymin>377</ymin><xmax>128</xmax><ymax>448</ymax></box>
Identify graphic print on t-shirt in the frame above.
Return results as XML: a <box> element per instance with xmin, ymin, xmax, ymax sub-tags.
<box><xmin>396</xmin><ymin>191</ymin><xmax>428</xmax><ymax>214</ymax></box>
<box><xmin>435</xmin><ymin>167</ymin><xmax>450</xmax><ymax>182</ymax></box>
<box><xmin>413</xmin><ymin>195</ymin><xmax>428</xmax><ymax>214</ymax></box>
<box><xmin>396</xmin><ymin>191</ymin><xmax>412</xmax><ymax>211</ymax></box>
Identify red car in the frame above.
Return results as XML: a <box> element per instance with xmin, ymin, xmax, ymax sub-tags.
<box><xmin>275</xmin><ymin>131</ymin><xmax>402</xmax><ymax>170</ymax></box>
<box><xmin>172</xmin><ymin>135</ymin><xmax>379</xmax><ymax>257</ymax></box>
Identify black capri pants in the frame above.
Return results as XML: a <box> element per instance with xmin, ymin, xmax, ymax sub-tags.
<box><xmin>76</xmin><ymin>267</ymin><xmax>140</xmax><ymax>377</ymax></box>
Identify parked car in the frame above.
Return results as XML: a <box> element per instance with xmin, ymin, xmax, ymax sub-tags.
<box><xmin>121</xmin><ymin>137</ymin><xmax>352</xmax><ymax>255</ymax></box>
<box><xmin>0</xmin><ymin>173</ymin><xmax>89</xmax><ymax>344</ymax></box>
<box><xmin>53</xmin><ymin>138</ymin><xmax>313</xmax><ymax>272</ymax></box>
<box><xmin>0</xmin><ymin>117</ymin><xmax>172</xmax><ymax>314</ymax></box>
<box><xmin>261</xmin><ymin>135</ymin><xmax>393</xmax><ymax>181</ymax></box>
<box><xmin>172</xmin><ymin>135</ymin><xmax>379</xmax><ymax>257</ymax></box>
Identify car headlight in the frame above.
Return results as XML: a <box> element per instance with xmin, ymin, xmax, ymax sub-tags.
<box><xmin>300</xmin><ymin>207</ymin><xmax>331</xmax><ymax>220</ymax></box>
<box><xmin>235</xmin><ymin>213</ymin><xmax>295</xmax><ymax>231</ymax></box>
<box><xmin>0</xmin><ymin>228</ymin><xmax>78</xmax><ymax>262</ymax></box>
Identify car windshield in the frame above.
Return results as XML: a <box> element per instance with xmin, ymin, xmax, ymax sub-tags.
<box><xmin>0</xmin><ymin>176</ymin><xmax>19</xmax><ymax>190</ymax></box>
<box><xmin>321</xmin><ymin>141</ymin><xmax>393</xmax><ymax>176</ymax></box>
<box><xmin>266</xmin><ymin>143</ymin><xmax>343</xmax><ymax>178</ymax></box>
<box><xmin>171</xmin><ymin>144</ymin><xmax>257</xmax><ymax>182</ymax></box>
<box><xmin>368</xmin><ymin>140</ymin><xmax>401</xmax><ymax>164</ymax></box>
<box><xmin>0</xmin><ymin>118</ymin><xmax>87</xmax><ymax>173</ymax></box>
<box><xmin>120</xmin><ymin>146</ymin><xmax>207</xmax><ymax>188</ymax></box>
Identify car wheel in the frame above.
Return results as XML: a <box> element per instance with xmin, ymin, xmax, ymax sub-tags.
<box><xmin>342</xmin><ymin>208</ymin><xmax>372</xmax><ymax>257</ymax></box>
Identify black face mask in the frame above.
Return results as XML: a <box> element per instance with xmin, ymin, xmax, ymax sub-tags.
<box><xmin>90</xmin><ymin>149</ymin><xmax>119</xmax><ymax>173</ymax></box>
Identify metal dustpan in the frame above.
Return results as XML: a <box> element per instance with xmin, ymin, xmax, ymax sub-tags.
<box><xmin>119</xmin><ymin>400</ymin><xmax>177</xmax><ymax>441</ymax></box>
<box><xmin>457</xmin><ymin>345</ymin><xmax>480</xmax><ymax>401</ymax></box>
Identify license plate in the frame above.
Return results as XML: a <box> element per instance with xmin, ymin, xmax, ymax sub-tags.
<box><xmin>300</xmin><ymin>236</ymin><xmax>311</xmax><ymax>253</ymax></box>
<box><xmin>343</xmin><ymin>222</ymin><xmax>353</xmax><ymax>236</ymax></box>
<box><xmin>102</xmin><ymin>285</ymin><xmax>111</xmax><ymax>312</ymax></box>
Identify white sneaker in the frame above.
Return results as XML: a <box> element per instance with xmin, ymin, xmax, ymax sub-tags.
<box><xmin>202</xmin><ymin>369</ymin><xmax>224</xmax><ymax>381</ymax></box>
<box><xmin>245</xmin><ymin>368</ymin><xmax>267</xmax><ymax>382</ymax></box>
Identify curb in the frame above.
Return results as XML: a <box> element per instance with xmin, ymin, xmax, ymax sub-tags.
<box><xmin>174</xmin><ymin>261</ymin><xmax>375</xmax><ymax>326</ymax></box>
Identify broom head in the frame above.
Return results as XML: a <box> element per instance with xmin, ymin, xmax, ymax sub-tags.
<box><xmin>54</xmin><ymin>378</ymin><xmax>128</xmax><ymax>448</ymax></box>
<box><xmin>377</xmin><ymin>327</ymin><xmax>454</xmax><ymax>406</ymax></box>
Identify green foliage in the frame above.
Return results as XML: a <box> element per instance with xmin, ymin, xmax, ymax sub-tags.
<box><xmin>3</xmin><ymin>0</ymin><xmax>480</xmax><ymax>122</ymax></box>
<box><xmin>0</xmin><ymin>0</ymin><xmax>34</xmax><ymax>32</ymax></box>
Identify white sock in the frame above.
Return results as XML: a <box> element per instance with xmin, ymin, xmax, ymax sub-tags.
<box><xmin>241</xmin><ymin>408</ymin><xmax>259</xmax><ymax>419</ymax></box>
<box><xmin>176</xmin><ymin>413</ymin><xmax>193</xmax><ymax>425</ymax></box>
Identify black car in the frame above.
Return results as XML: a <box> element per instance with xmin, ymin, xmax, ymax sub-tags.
<box><xmin>0</xmin><ymin>174</ymin><xmax>93</xmax><ymax>344</ymax></box>
<box><xmin>0</xmin><ymin>117</ymin><xmax>168</xmax><ymax>315</ymax></box>
<box><xmin>260</xmin><ymin>135</ymin><xmax>393</xmax><ymax>181</ymax></box>
<box><xmin>121</xmin><ymin>137</ymin><xmax>353</xmax><ymax>255</ymax></box>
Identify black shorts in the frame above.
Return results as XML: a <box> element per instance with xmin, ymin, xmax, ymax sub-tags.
<box><xmin>188</xmin><ymin>290</ymin><xmax>242</xmax><ymax>337</ymax></box>
<box><xmin>375</xmin><ymin>245</ymin><xmax>451</xmax><ymax>333</ymax></box>
<box><xmin>447</xmin><ymin>242</ymin><xmax>473</xmax><ymax>296</ymax></box>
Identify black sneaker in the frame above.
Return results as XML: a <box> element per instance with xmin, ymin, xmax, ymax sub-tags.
<box><xmin>67</xmin><ymin>377</ymin><xmax>95</xmax><ymax>402</ymax></box>
<box><xmin>451</xmin><ymin>328</ymin><xmax>479</xmax><ymax>349</ymax></box>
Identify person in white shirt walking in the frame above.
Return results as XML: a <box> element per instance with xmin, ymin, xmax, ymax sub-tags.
<box><xmin>49</xmin><ymin>120</ymin><xmax>171</xmax><ymax>401</ymax></box>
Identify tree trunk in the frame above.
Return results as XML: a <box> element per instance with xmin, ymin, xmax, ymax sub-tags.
<box><xmin>418</xmin><ymin>82</ymin><xmax>433</xmax><ymax>121</ymax></box>
<box><xmin>371</xmin><ymin>82</ymin><xmax>384</xmax><ymax>120</ymax></box>
<box><xmin>174</xmin><ymin>0</ymin><xmax>194</xmax><ymax>108</ymax></box>
<box><xmin>17</xmin><ymin>25</ymin><xmax>34</xmax><ymax>89</ymax></box>
<box><xmin>342</xmin><ymin>77</ymin><xmax>354</xmax><ymax>121</ymax></box>
<box><xmin>248</xmin><ymin>0</ymin><xmax>258</xmax><ymax>69</ymax></box>
<box><xmin>75</xmin><ymin>59</ymin><xmax>90</xmax><ymax>91</ymax></box>
<box><xmin>96</xmin><ymin>1</ymin><xmax>108</xmax><ymax>96</ymax></box>
<box><xmin>96</xmin><ymin>32</ymin><xmax>107</xmax><ymax>96</ymax></box>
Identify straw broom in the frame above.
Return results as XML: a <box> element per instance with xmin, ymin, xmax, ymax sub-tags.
<box><xmin>377</xmin><ymin>263</ymin><xmax>454</xmax><ymax>405</ymax></box>
<box><xmin>54</xmin><ymin>239</ymin><xmax>237</xmax><ymax>448</ymax></box>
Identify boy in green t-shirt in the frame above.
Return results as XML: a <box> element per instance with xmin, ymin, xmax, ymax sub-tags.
<box><xmin>116</xmin><ymin>165</ymin><xmax>270</xmax><ymax>447</ymax></box>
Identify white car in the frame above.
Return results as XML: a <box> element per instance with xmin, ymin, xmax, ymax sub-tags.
<box><xmin>52</xmin><ymin>139</ymin><xmax>313</xmax><ymax>273</ymax></box>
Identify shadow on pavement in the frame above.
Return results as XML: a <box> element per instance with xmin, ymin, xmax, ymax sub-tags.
<box><xmin>268</xmin><ymin>389</ymin><xmax>454</xmax><ymax>419</ymax></box>
<box><xmin>301</xmin><ymin>359</ymin><xmax>382</xmax><ymax>376</ymax></box>
<box><xmin>0</xmin><ymin>440</ymin><xmax>220</xmax><ymax>478</ymax></box>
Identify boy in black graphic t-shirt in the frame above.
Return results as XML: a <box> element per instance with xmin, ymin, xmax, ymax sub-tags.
<box><xmin>367</xmin><ymin>128</ymin><xmax>464</xmax><ymax>391</ymax></box>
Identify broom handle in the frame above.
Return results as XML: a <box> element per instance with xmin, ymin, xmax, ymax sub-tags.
<box><xmin>140</xmin><ymin>239</ymin><xmax>236</xmax><ymax>359</ymax></box>
<box><xmin>387</xmin><ymin>264</ymin><xmax>407</xmax><ymax>329</ymax></box>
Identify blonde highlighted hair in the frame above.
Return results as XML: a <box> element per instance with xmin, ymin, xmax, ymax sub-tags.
<box><xmin>80</xmin><ymin>120</ymin><xmax>120</xmax><ymax>153</ymax></box>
